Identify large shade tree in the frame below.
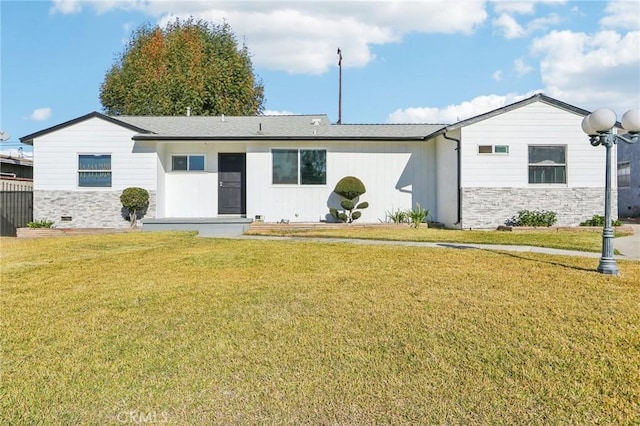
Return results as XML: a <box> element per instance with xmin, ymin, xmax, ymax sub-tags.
<box><xmin>100</xmin><ymin>18</ymin><xmax>265</xmax><ymax>116</ymax></box>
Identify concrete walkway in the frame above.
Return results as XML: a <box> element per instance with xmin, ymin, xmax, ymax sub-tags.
<box><xmin>614</xmin><ymin>224</ymin><xmax>640</xmax><ymax>260</ymax></box>
<box><xmin>236</xmin><ymin>225</ymin><xmax>639</xmax><ymax>261</ymax></box>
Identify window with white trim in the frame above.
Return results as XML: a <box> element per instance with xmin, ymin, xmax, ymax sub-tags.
<box><xmin>528</xmin><ymin>145</ymin><xmax>566</xmax><ymax>184</ymax></box>
<box><xmin>478</xmin><ymin>145</ymin><xmax>509</xmax><ymax>154</ymax></box>
<box><xmin>272</xmin><ymin>149</ymin><xmax>326</xmax><ymax>185</ymax></box>
<box><xmin>618</xmin><ymin>161</ymin><xmax>631</xmax><ymax>188</ymax></box>
<box><xmin>78</xmin><ymin>154</ymin><xmax>111</xmax><ymax>187</ymax></box>
<box><xmin>172</xmin><ymin>155</ymin><xmax>205</xmax><ymax>171</ymax></box>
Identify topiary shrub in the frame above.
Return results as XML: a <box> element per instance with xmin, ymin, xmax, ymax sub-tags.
<box><xmin>120</xmin><ymin>187</ymin><xmax>149</xmax><ymax>228</ymax></box>
<box><xmin>330</xmin><ymin>176</ymin><xmax>369</xmax><ymax>223</ymax></box>
<box><xmin>334</xmin><ymin>176</ymin><xmax>366</xmax><ymax>200</ymax></box>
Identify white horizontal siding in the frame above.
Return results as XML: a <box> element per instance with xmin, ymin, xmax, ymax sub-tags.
<box><xmin>246</xmin><ymin>140</ymin><xmax>436</xmax><ymax>223</ymax></box>
<box><xmin>460</xmin><ymin>101</ymin><xmax>610</xmax><ymax>189</ymax></box>
<box><xmin>33</xmin><ymin>117</ymin><xmax>156</xmax><ymax>191</ymax></box>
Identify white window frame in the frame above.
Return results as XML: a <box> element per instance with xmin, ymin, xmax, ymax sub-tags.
<box><xmin>171</xmin><ymin>154</ymin><xmax>206</xmax><ymax>172</ymax></box>
<box><xmin>78</xmin><ymin>153</ymin><xmax>112</xmax><ymax>188</ymax></box>
<box><xmin>528</xmin><ymin>145</ymin><xmax>567</xmax><ymax>185</ymax></box>
<box><xmin>271</xmin><ymin>148</ymin><xmax>327</xmax><ymax>186</ymax></box>
<box><xmin>477</xmin><ymin>145</ymin><xmax>509</xmax><ymax>155</ymax></box>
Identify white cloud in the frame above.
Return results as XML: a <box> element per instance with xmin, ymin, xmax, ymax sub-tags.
<box><xmin>29</xmin><ymin>107</ymin><xmax>52</xmax><ymax>121</ymax></box>
<box><xmin>493</xmin><ymin>13</ymin><xmax>526</xmax><ymax>38</ymax></box>
<box><xmin>492</xmin><ymin>12</ymin><xmax>560</xmax><ymax>39</ymax></box>
<box><xmin>50</xmin><ymin>0</ymin><xmax>82</xmax><ymax>14</ymax></box>
<box><xmin>492</xmin><ymin>70</ymin><xmax>503</xmax><ymax>81</ymax></box>
<box><xmin>600</xmin><ymin>0</ymin><xmax>640</xmax><ymax>31</ymax></box>
<box><xmin>514</xmin><ymin>58</ymin><xmax>532</xmax><ymax>76</ymax></box>
<box><xmin>493</xmin><ymin>1</ymin><xmax>536</xmax><ymax>15</ymax></box>
<box><xmin>263</xmin><ymin>109</ymin><xmax>298</xmax><ymax>116</ymax></box>
<box><xmin>387</xmin><ymin>91</ymin><xmax>540</xmax><ymax>123</ymax></box>
<box><xmin>51</xmin><ymin>0</ymin><xmax>146</xmax><ymax>15</ymax></box>
<box><xmin>493</xmin><ymin>0</ymin><xmax>567</xmax><ymax>15</ymax></box>
<box><xmin>531</xmin><ymin>29</ymin><xmax>640</xmax><ymax>113</ymax></box>
<box><xmin>54</xmin><ymin>1</ymin><xmax>488</xmax><ymax>75</ymax></box>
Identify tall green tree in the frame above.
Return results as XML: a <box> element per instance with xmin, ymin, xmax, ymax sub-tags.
<box><xmin>100</xmin><ymin>18</ymin><xmax>265</xmax><ymax>116</ymax></box>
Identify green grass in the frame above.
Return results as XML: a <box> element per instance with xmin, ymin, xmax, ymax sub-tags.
<box><xmin>245</xmin><ymin>225</ymin><xmax>632</xmax><ymax>253</ymax></box>
<box><xmin>1</xmin><ymin>232</ymin><xmax>639</xmax><ymax>424</ymax></box>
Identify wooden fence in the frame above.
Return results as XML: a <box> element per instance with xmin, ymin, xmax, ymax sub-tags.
<box><xmin>1</xmin><ymin>181</ymin><xmax>33</xmax><ymax>236</ymax></box>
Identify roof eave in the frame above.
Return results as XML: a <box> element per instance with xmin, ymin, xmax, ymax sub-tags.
<box><xmin>423</xmin><ymin>93</ymin><xmax>600</xmax><ymax>140</ymax></box>
<box><xmin>19</xmin><ymin>111</ymin><xmax>153</xmax><ymax>145</ymax></box>
<box><xmin>132</xmin><ymin>135</ymin><xmax>432</xmax><ymax>141</ymax></box>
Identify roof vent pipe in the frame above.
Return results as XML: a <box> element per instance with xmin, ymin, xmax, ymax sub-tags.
<box><xmin>186</xmin><ymin>107</ymin><xmax>191</xmax><ymax>117</ymax></box>
<box><xmin>221</xmin><ymin>114</ymin><xmax>225</xmax><ymax>122</ymax></box>
<box><xmin>259</xmin><ymin>123</ymin><xmax>262</xmax><ymax>132</ymax></box>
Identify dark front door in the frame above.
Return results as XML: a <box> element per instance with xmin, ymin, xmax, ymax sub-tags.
<box><xmin>218</xmin><ymin>153</ymin><xmax>246</xmax><ymax>215</ymax></box>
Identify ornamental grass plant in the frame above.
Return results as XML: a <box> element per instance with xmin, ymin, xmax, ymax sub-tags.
<box><xmin>1</xmin><ymin>232</ymin><xmax>639</xmax><ymax>424</ymax></box>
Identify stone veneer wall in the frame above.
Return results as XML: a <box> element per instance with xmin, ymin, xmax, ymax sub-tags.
<box><xmin>34</xmin><ymin>190</ymin><xmax>157</xmax><ymax>228</ymax></box>
<box><xmin>461</xmin><ymin>187</ymin><xmax>615</xmax><ymax>229</ymax></box>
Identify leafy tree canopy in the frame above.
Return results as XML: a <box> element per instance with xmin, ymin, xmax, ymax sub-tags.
<box><xmin>100</xmin><ymin>17</ymin><xmax>265</xmax><ymax>116</ymax></box>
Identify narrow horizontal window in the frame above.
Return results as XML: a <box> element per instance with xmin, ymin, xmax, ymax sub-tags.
<box><xmin>478</xmin><ymin>145</ymin><xmax>509</xmax><ymax>154</ymax></box>
<box><xmin>78</xmin><ymin>154</ymin><xmax>111</xmax><ymax>187</ymax></box>
<box><xmin>172</xmin><ymin>155</ymin><xmax>205</xmax><ymax>171</ymax></box>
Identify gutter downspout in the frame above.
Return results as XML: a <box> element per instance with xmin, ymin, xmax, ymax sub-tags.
<box><xmin>442</xmin><ymin>132</ymin><xmax>462</xmax><ymax>226</ymax></box>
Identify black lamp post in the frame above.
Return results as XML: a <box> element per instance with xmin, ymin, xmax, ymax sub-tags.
<box><xmin>581</xmin><ymin>108</ymin><xmax>640</xmax><ymax>275</ymax></box>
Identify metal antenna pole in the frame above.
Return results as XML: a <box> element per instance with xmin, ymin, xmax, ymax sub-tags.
<box><xmin>337</xmin><ymin>48</ymin><xmax>342</xmax><ymax>124</ymax></box>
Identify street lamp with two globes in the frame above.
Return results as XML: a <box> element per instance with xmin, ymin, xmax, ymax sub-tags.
<box><xmin>581</xmin><ymin>108</ymin><xmax>640</xmax><ymax>275</ymax></box>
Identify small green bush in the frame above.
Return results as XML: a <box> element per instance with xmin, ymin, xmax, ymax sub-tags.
<box><xmin>407</xmin><ymin>203</ymin><xmax>429</xmax><ymax>228</ymax></box>
<box><xmin>506</xmin><ymin>210</ymin><xmax>557</xmax><ymax>227</ymax></box>
<box><xmin>120</xmin><ymin>187</ymin><xmax>150</xmax><ymax>227</ymax></box>
<box><xmin>580</xmin><ymin>214</ymin><xmax>622</xmax><ymax>227</ymax></box>
<box><xmin>27</xmin><ymin>219</ymin><xmax>55</xmax><ymax>228</ymax></box>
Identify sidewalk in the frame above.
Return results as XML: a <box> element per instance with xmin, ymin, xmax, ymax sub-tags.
<box><xmin>237</xmin><ymin>226</ymin><xmax>639</xmax><ymax>261</ymax></box>
<box><xmin>614</xmin><ymin>224</ymin><xmax>640</xmax><ymax>260</ymax></box>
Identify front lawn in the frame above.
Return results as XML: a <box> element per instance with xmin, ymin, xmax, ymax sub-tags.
<box><xmin>1</xmin><ymin>232</ymin><xmax>639</xmax><ymax>424</ymax></box>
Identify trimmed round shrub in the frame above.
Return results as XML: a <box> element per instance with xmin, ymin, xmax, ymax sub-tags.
<box><xmin>334</xmin><ymin>176</ymin><xmax>366</xmax><ymax>200</ymax></box>
<box><xmin>120</xmin><ymin>187</ymin><xmax>149</xmax><ymax>227</ymax></box>
<box><xmin>340</xmin><ymin>199</ymin><xmax>355</xmax><ymax>210</ymax></box>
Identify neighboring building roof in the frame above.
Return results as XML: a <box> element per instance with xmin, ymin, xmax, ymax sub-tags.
<box><xmin>0</xmin><ymin>153</ymin><xmax>33</xmax><ymax>181</ymax></box>
<box><xmin>423</xmin><ymin>93</ymin><xmax>593</xmax><ymax>140</ymax></box>
<box><xmin>0</xmin><ymin>153</ymin><xmax>33</xmax><ymax>167</ymax></box>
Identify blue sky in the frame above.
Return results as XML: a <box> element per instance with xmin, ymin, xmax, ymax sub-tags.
<box><xmin>1</xmin><ymin>0</ymin><xmax>639</xmax><ymax>155</ymax></box>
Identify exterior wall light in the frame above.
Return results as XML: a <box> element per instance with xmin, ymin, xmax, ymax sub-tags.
<box><xmin>581</xmin><ymin>108</ymin><xmax>640</xmax><ymax>275</ymax></box>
